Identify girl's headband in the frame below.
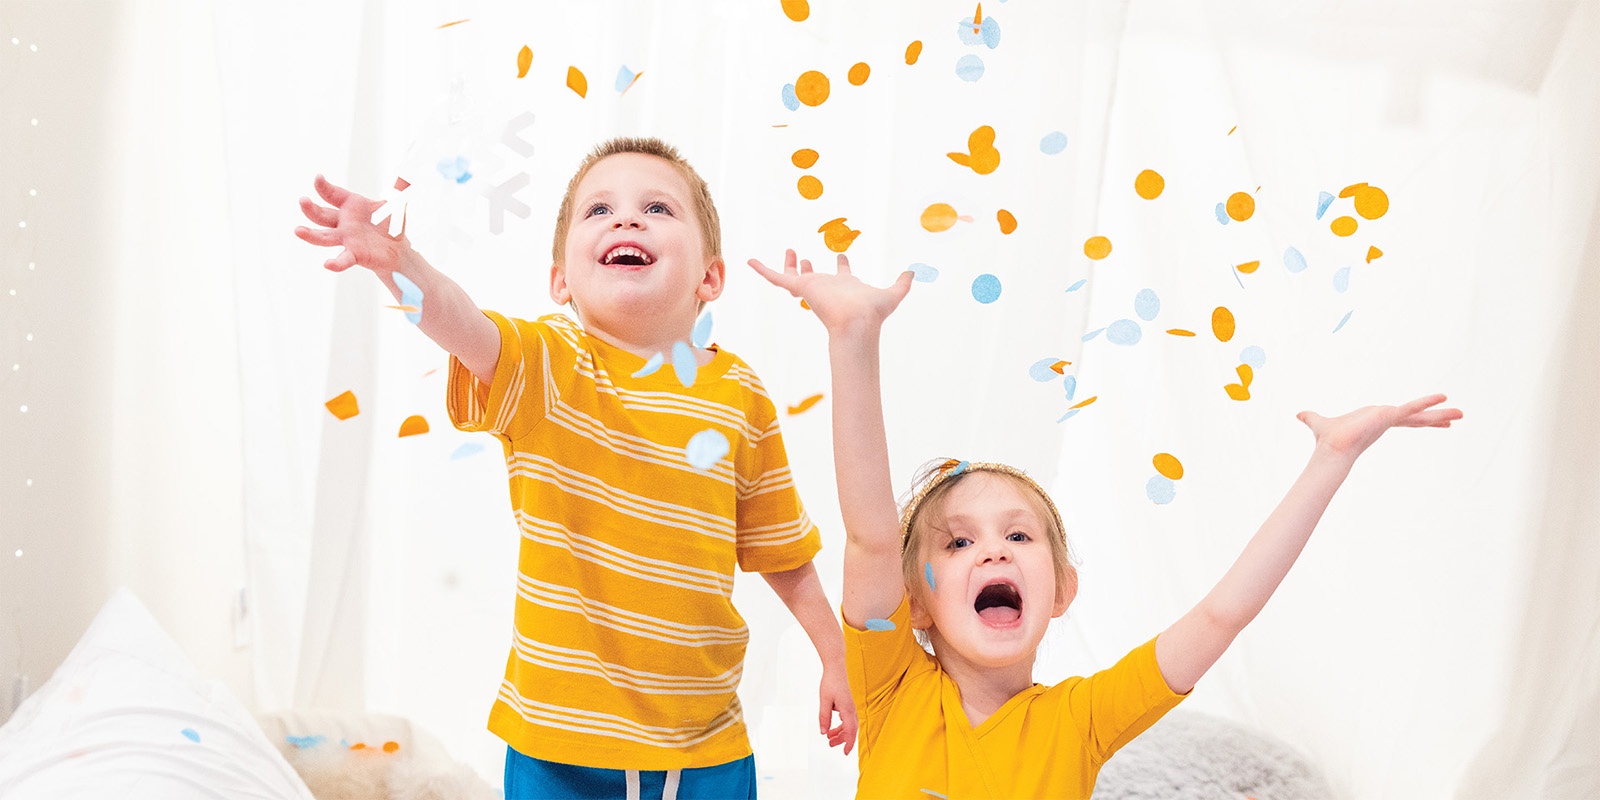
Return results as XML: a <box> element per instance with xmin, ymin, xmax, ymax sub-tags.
<box><xmin>898</xmin><ymin>459</ymin><xmax>1066</xmax><ymax>551</ymax></box>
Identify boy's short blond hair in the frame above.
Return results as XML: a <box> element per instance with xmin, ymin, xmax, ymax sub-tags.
<box><xmin>551</xmin><ymin>137</ymin><xmax>722</xmax><ymax>266</ymax></box>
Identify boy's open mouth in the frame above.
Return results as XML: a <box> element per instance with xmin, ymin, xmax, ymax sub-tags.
<box><xmin>974</xmin><ymin>580</ymin><xmax>1022</xmax><ymax>626</ymax></box>
<box><xmin>602</xmin><ymin>244</ymin><xmax>655</xmax><ymax>267</ymax></box>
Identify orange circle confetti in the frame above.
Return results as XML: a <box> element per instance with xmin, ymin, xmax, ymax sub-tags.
<box><xmin>382</xmin><ymin>741</ymin><xmax>400</xmax><ymax>753</ymax></box>
<box><xmin>797</xmin><ymin>175</ymin><xmax>823</xmax><ymax>200</ymax></box>
<box><xmin>795</xmin><ymin>70</ymin><xmax>830</xmax><ymax>106</ymax></box>
<box><xmin>1153</xmin><ymin>453</ymin><xmax>1184</xmax><ymax>480</ymax></box>
<box><xmin>1346</xmin><ymin>183</ymin><xmax>1389</xmax><ymax>219</ymax></box>
<box><xmin>1330</xmin><ymin>215</ymin><xmax>1357</xmax><ymax>237</ymax></box>
<box><xmin>1084</xmin><ymin>236</ymin><xmax>1112</xmax><ymax>260</ymax></box>
<box><xmin>848</xmin><ymin>62</ymin><xmax>870</xmax><ymax>86</ymax></box>
<box><xmin>997</xmin><ymin>209</ymin><xmax>1017</xmax><ymax>235</ymax></box>
<box><xmin>921</xmin><ymin>203</ymin><xmax>958</xmax><ymax>232</ymax></box>
<box><xmin>791</xmin><ymin>149</ymin><xmax>818</xmax><ymax>169</ymax></box>
<box><xmin>818</xmin><ymin>218</ymin><xmax>860</xmax><ymax>252</ymax></box>
<box><xmin>905</xmin><ymin>40</ymin><xmax>923</xmax><ymax>65</ymax></box>
<box><xmin>1134</xmin><ymin>169</ymin><xmax>1165</xmax><ymax>200</ymax></box>
<box><xmin>781</xmin><ymin>0</ymin><xmax>810</xmax><ymax>22</ymax></box>
<box><xmin>1211</xmin><ymin>307</ymin><xmax>1236</xmax><ymax>342</ymax></box>
<box><xmin>1225</xmin><ymin>192</ymin><xmax>1254</xmax><ymax>222</ymax></box>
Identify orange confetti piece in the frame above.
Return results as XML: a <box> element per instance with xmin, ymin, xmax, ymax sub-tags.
<box><xmin>1225</xmin><ymin>192</ymin><xmax>1255</xmax><ymax>222</ymax></box>
<box><xmin>818</xmin><ymin>217</ymin><xmax>860</xmax><ymax>252</ymax></box>
<box><xmin>797</xmin><ymin>175</ymin><xmax>823</xmax><ymax>200</ymax></box>
<box><xmin>621</xmin><ymin>71</ymin><xmax>644</xmax><ymax>95</ymax></box>
<box><xmin>1367</xmin><ymin>246</ymin><xmax>1383</xmax><ymax>263</ymax></box>
<box><xmin>382</xmin><ymin>742</ymin><xmax>400</xmax><ymax>753</ymax></box>
<box><xmin>517</xmin><ymin>46</ymin><xmax>532</xmax><ymax>79</ymax></box>
<box><xmin>997</xmin><ymin>209</ymin><xmax>1017</xmax><ymax>234</ymax></box>
<box><xmin>1236</xmin><ymin>363</ymin><xmax>1253</xmax><ymax>387</ymax></box>
<box><xmin>800</xmin><ymin>299</ymin><xmax>810</xmax><ymax>310</ymax></box>
<box><xmin>398</xmin><ymin>415</ymin><xmax>429</xmax><ymax>438</ymax></box>
<box><xmin>1211</xmin><ymin>306</ymin><xmax>1235</xmax><ymax>342</ymax></box>
<box><xmin>848</xmin><ymin>62</ymin><xmax>870</xmax><ymax>86</ymax></box>
<box><xmin>974</xmin><ymin>3</ymin><xmax>983</xmax><ymax>32</ymax></box>
<box><xmin>384</xmin><ymin>304</ymin><xmax>421</xmax><ymax>314</ymax></box>
<box><xmin>956</xmin><ymin>215</ymin><xmax>974</xmax><ymax>223</ymax></box>
<box><xmin>1235</xmin><ymin>260</ymin><xmax>1260</xmax><ymax>274</ymax></box>
<box><xmin>351</xmin><ymin>743</ymin><xmax>367</xmax><ymax>751</ymax></box>
<box><xmin>921</xmin><ymin>203</ymin><xmax>958</xmax><ymax>232</ymax></box>
<box><xmin>1152</xmin><ymin>453</ymin><xmax>1184</xmax><ymax>480</ymax></box>
<box><xmin>791</xmin><ymin>148</ymin><xmax>818</xmax><ymax>169</ymax></box>
<box><xmin>422</xmin><ymin>368</ymin><xmax>438</xmax><ymax>377</ymax></box>
<box><xmin>905</xmin><ymin>40</ymin><xmax>923</xmax><ymax>65</ymax></box>
<box><xmin>437</xmin><ymin>19</ymin><xmax>470</xmax><ymax>28</ymax></box>
<box><xmin>1224</xmin><ymin>383</ymin><xmax>1251</xmax><ymax>401</ymax></box>
<box><xmin>787</xmin><ymin>393</ymin><xmax>824</xmax><ymax>414</ymax></box>
<box><xmin>1049</xmin><ymin>360</ymin><xmax>1071</xmax><ymax>373</ymax></box>
<box><xmin>781</xmin><ymin>0</ymin><xmax>810</xmax><ymax>22</ymax></box>
<box><xmin>1330</xmin><ymin>216</ymin><xmax>1357</xmax><ymax>237</ymax></box>
<box><xmin>1070</xmin><ymin>395</ymin><xmax>1098</xmax><ymax>410</ymax></box>
<box><xmin>1084</xmin><ymin>236</ymin><xmax>1112</xmax><ymax>260</ymax></box>
<box><xmin>948</xmin><ymin>126</ymin><xmax>1000</xmax><ymax>175</ymax></box>
<box><xmin>325</xmin><ymin>391</ymin><xmax>359</xmax><ymax>420</ymax></box>
<box><xmin>1134</xmin><ymin>169</ymin><xmax>1164</xmax><ymax>200</ymax></box>
<box><xmin>566</xmin><ymin>66</ymin><xmax>587</xmax><ymax>97</ymax></box>
<box><xmin>1349</xmin><ymin>183</ymin><xmax>1389</xmax><ymax>219</ymax></box>
<box><xmin>1166</xmin><ymin>329</ymin><xmax>1195</xmax><ymax>337</ymax></box>
<box><xmin>795</xmin><ymin>70</ymin><xmax>829</xmax><ymax>106</ymax></box>
<box><xmin>1228</xmin><ymin>125</ymin><xmax>1237</xmax><ymax>135</ymax></box>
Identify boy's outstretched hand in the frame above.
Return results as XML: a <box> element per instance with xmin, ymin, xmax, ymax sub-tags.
<box><xmin>748</xmin><ymin>249</ymin><xmax>913</xmax><ymax>333</ymax></box>
<box><xmin>1298</xmin><ymin>393</ymin><xmax>1463</xmax><ymax>462</ymax></box>
<box><xmin>294</xmin><ymin>175</ymin><xmax>405</xmax><ymax>274</ymax></box>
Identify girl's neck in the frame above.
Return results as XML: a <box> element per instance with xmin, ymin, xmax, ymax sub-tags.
<box><xmin>932</xmin><ymin>637</ymin><xmax>1038</xmax><ymax>728</ymax></box>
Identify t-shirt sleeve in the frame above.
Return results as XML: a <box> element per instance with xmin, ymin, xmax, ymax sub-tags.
<box><xmin>1061</xmin><ymin>636</ymin><xmax>1188</xmax><ymax>764</ymax></box>
<box><xmin>843</xmin><ymin>594</ymin><xmax>925</xmax><ymax>757</ymax></box>
<box><xmin>446</xmin><ymin>310</ymin><xmax>551</xmax><ymax>441</ymax></box>
<box><xmin>733</xmin><ymin>410</ymin><xmax>822</xmax><ymax>573</ymax></box>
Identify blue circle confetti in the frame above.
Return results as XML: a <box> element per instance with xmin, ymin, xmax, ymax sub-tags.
<box><xmin>1239</xmin><ymin>345</ymin><xmax>1266</xmax><ymax>369</ymax></box>
<box><xmin>686</xmin><ymin>429</ymin><xmax>730</xmax><ymax>470</ymax></box>
<box><xmin>864</xmin><ymin>618</ymin><xmax>896</xmax><ymax>632</ymax></box>
<box><xmin>1106</xmin><ymin>319</ymin><xmax>1143</xmax><ymax>346</ymax></box>
<box><xmin>781</xmin><ymin>83</ymin><xmax>800</xmax><ymax>111</ymax></box>
<box><xmin>957</xmin><ymin>15</ymin><xmax>1002</xmax><ymax>49</ymax></box>
<box><xmin>1133</xmin><ymin>288</ymin><xmax>1160</xmax><ymax>321</ymax></box>
<box><xmin>1332</xmin><ymin>266</ymin><xmax>1351</xmax><ymax>293</ymax></box>
<box><xmin>1146</xmin><ymin>475</ymin><xmax>1176</xmax><ymax>504</ymax></box>
<box><xmin>909</xmin><ymin>262</ymin><xmax>939</xmax><ymax>283</ymax></box>
<box><xmin>971</xmin><ymin>273</ymin><xmax>1002</xmax><ymax>303</ymax></box>
<box><xmin>1029</xmin><ymin>357</ymin><xmax>1063</xmax><ymax>382</ymax></box>
<box><xmin>1284</xmin><ymin>246</ymin><xmax>1309</xmax><ymax>274</ymax></box>
<box><xmin>1040</xmin><ymin>131</ymin><xmax>1068</xmax><ymax>155</ymax></box>
<box><xmin>955</xmin><ymin>55</ymin><xmax>985</xmax><ymax>82</ymax></box>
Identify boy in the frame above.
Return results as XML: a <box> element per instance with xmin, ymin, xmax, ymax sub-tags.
<box><xmin>296</xmin><ymin>138</ymin><xmax>855</xmax><ymax>798</ymax></box>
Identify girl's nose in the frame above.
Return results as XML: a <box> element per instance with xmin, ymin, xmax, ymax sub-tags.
<box><xmin>978</xmin><ymin>539</ymin><xmax>1011</xmax><ymax>564</ymax></box>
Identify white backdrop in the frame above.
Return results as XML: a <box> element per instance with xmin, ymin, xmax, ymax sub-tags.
<box><xmin>2</xmin><ymin>1</ymin><xmax>1598</xmax><ymax>797</ymax></box>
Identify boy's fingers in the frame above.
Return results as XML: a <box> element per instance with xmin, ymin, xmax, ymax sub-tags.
<box><xmin>298</xmin><ymin>196</ymin><xmax>338</xmax><ymax>227</ymax></box>
<box><xmin>784</xmin><ymin>248</ymin><xmax>797</xmax><ymax>273</ymax></box>
<box><xmin>295</xmin><ymin>226</ymin><xmax>340</xmax><ymax>247</ymax></box>
<box><xmin>313</xmin><ymin>174</ymin><xmax>351</xmax><ymax>206</ymax></box>
<box><xmin>836</xmin><ymin>254</ymin><xmax>851</xmax><ymax>275</ymax></box>
<box><xmin>324</xmin><ymin>249</ymin><xmax>357</xmax><ymax>272</ymax></box>
<box><xmin>799</xmin><ymin>259</ymin><xmax>813</xmax><ymax>274</ymax></box>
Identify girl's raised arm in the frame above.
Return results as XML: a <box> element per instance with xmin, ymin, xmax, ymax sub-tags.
<box><xmin>749</xmin><ymin>251</ymin><xmax>913</xmax><ymax>628</ymax></box>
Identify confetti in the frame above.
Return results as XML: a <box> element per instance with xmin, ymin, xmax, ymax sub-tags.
<box><xmin>848</xmin><ymin>62</ymin><xmax>870</xmax><ymax>86</ymax></box>
<box><xmin>1056</xmin><ymin>409</ymin><xmax>1081</xmax><ymax>423</ymax></box>
<box><xmin>685</xmin><ymin>429</ymin><xmax>730</xmax><ymax>470</ymax></box>
<box><xmin>948</xmin><ymin>125</ymin><xmax>1001</xmax><ymax>174</ymax></box>
<box><xmin>1316</xmin><ymin>191</ymin><xmax>1336</xmax><ymax>220</ymax></box>
<box><xmin>1226</xmin><ymin>192</ymin><xmax>1255</xmax><ymax>222</ymax></box>
<box><xmin>1051</xmin><ymin>360</ymin><xmax>1071</xmax><ymax>374</ymax></box>
<box><xmin>787</xmin><ymin>394</ymin><xmax>824</xmax><ymax>414</ymax></box>
<box><xmin>633</xmin><ymin>352</ymin><xmax>665</xmax><ymax>378</ymax></box>
<box><xmin>1064</xmin><ymin>278</ymin><xmax>1087</xmax><ymax>292</ymax></box>
<box><xmin>398</xmin><ymin>415</ymin><xmax>429</xmax><ymax>437</ymax></box>
<box><xmin>818</xmin><ymin>217</ymin><xmax>861</xmax><ymax>252</ymax></box>
<box><xmin>1240</xmin><ymin>345</ymin><xmax>1266</xmax><ymax>369</ymax></box>
<box><xmin>797</xmin><ymin>175</ymin><xmax>823</xmax><ymax>199</ymax></box>
<box><xmin>781</xmin><ymin>84</ymin><xmax>800</xmax><ymax>110</ymax></box>
<box><xmin>1366</xmin><ymin>246</ymin><xmax>1383</xmax><ymax>263</ymax></box>
<box><xmin>1083</xmin><ymin>236</ymin><xmax>1112</xmax><ymax>260</ymax></box>
<box><xmin>795</xmin><ymin>70</ymin><xmax>830</xmax><ymax>106</ymax></box>
<box><xmin>1166</xmin><ymin>329</ymin><xmax>1195</xmax><ymax>337</ymax></box>
<box><xmin>672</xmin><ymin>341</ymin><xmax>697</xmax><ymax>387</ymax></box>
<box><xmin>450</xmin><ymin>442</ymin><xmax>485</xmax><ymax>460</ymax></box>
<box><xmin>1040</xmin><ymin>131</ymin><xmax>1068</xmax><ymax>154</ymax></box>
<box><xmin>1062</xmin><ymin>374</ymin><xmax>1077</xmax><ymax>402</ymax></box>
<box><xmin>438</xmin><ymin>19</ymin><xmax>470</xmax><ymax>29</ymax></box>
<box><xmin>1211</xmin><ymin>307</ymin><xmax>1236</xmax><ymax>342</ymax></box>
<box><xmin>1215</xmin><ymin>203</ymin><xmax>1230</xmax><ymax>225</ymax></box>
<box><xmin>1153</xmin><ymin>453</ymin><xmax>1184</xmax><ymax>480</ymax></box>
<box><xmin>1224</xmin><ymin>383</ymin><xmax>1251</xmax><ymax>401</ymax></box>
<box><xmin>925</xmin><ymin>562</ymin><xmax>936</xmax><ymax>591</ymax></box>
<box><xmin>436</xmin><ymin>156</ymin><xmax>471</xmax><ymax>184</ymax></box>
<box><xmin>905</xmin><ymin>40</ymin><xmax>923</xmax><ymax>65</ymax></box>
<box><xmin>615</xmin><ymin>66</ymin><xmax>643</xmax><ymax>94</ymax></box>
<box><xmin>383</xmin><ymin>742</ymin><xmax>400</xmax><ymax>753</ymax></box>
<box><xmin>181</xmin><ymin>729</ymin><xmax>201</xmax><ymax>743</ymax></box>
<box><xmin>1333</xmin><ymin>310</ymin><xmax>1353</xmax><ymax>333</ymax></box>
<box><xmin>909</xmin><ymin>263</ymin><xmax>940</xmax><ymax>282</ymax></box>
<box><xmin>1029</xmin><ymin>358</ymin><xmax>1064</xmax><ymax>382</ymax></box>
<box><xmin>566</xmin><ymin>66</ymin><xmax>587</xmax><ymax>97</ymax></box>
<box><xmin>391</xmin><ymin>273</ymin><xmax>423</xmax><ymax>324</ymax></box>
<box><xmin>691</xmin><ymin>313</ymin><xmax>713</xmax><ymax>348</ymax></box>
<box><xmin>1082</xmin><ymin>327</ymin><xmax>1105</xmax><ymax>341</ymax></box>
<box><xmin>393</xmin><ymin>177</ymin><xmax>411</xmax><ymax>192</ymax></box>
<box><xmin>1070</xmin><ymin>395</ymin><xmax>1098</xmax><ymax>409</ymax></box>
<box><xmin>287</xmin><ymin>735</ymin><xmax>326</xmax><ymax>749</ymax></box>
<box><xmin>955</xmin><ymin>54</ymin><xmax>985</xmax><ymax>81</ymax></box>
<box><xmin>325</xmin><ymin>391</ymin><xmax>359</xmax><ymax>420</ymax></box>
<box><xmin>1342</xmin><ymin>183</ymin><xmax>1389</xmax><ymax>219</ymax></box>
<box><xmin>997</xmin><ymin>209</ymin><xmax>1017</xmax><ymax>234</ymax></box>
<box><xmin>781</xmin><ymin>0</ymin><xmax>809</xmax><ymax>22</ymax></box>
<box><xmin>1330</xmin><ymin>216</ymin><xmax>1357</xmax><ymax>237</ymax></box>
<box><xmin>958</xmin><ymin>10</ymin><xmax>1002</xmax><ymax>48</ymax></box>
<box><xmin>1332</xmin><ymin>266</ymin><xmax>1351</xmax><ymax>292</ymax></box>
<box><xmin>971</xmin><ymin>273</ymin><xmax>1002</xmax><ymax>304</ymax></box>
<box><xmin>1134</xmin><ymin>288</ymin><xmax>1160</xmax><ymax>321</ymax></box>
<box><xmin>1235</xmin><ymin>260</ymin><xmax>1260</xmax><ymax>274</ymax></box>
<box><xmin>1146</xmin><ymin>476</ymin><xmax>1176</xmax><ymax>504</ymax></box>
<box><xmin>864</xmin><ymin>618</ymin><xmax>896</xmax><ymax>632</ymax></box>
<box><xmin>791</xmin><ymin>149</ymin><xmax>819</xmax><ymax>169</ymax></box>
<box><xmin>1134</xmin><ymin>169</ymin><xmax>1164</xmax><ymax>200</ymax></box>
<box><xmin>517</xmin><ymin>46</ymin><xmax>532</xmax><ymax>78</ymax></box>
<box><xmin>1283</xmin><ymin>246</ymin><xmax>1308</xmax><ymax>274</ymax></box>
<box><xmin>1106</xmin><ymin>319</ymin><xmax>1142</xmax><ymax>346</ymax></box>
<box><xmin>920</xmin><ymin>203</ymin><xmax>959</xmax><ymax>232</ymax></box>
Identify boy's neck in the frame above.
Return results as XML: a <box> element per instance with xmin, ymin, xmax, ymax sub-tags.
<box><xmin>579</xmin><ymin>315</ymin><xmax>716</xmax><ymax>366</ymax></box>
<box><xmin>932</xmin><ymin>637</ymin><xmax>1038</xmax><ymax>728</ymax></box>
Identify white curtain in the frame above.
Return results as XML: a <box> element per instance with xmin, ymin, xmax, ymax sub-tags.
<box><xmin>6</xmin><ymin>1</ymin><xmax>1595</xmax><ymax>797</ymax></box>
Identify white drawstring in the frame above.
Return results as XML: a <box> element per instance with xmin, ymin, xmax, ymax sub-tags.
<box><xmin>662</xmin><ymin>769</ymin><xmax>682</xmax><ymax>800</ymax></box>
<box><xmin>625</xmin><ymin>769</ymin><xmax>641</xmax><ymax>800</ymax></box>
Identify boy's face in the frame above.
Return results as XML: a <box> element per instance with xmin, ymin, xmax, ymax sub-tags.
<box><xmin>550</xmin><ymin>153</ymin><xmax>724</xmax><ymax>343</ymax></box>
<box><xmin>911</xmin><ymin>472</ymin><xmax>1074</xmax><ymax>669</ymax></box>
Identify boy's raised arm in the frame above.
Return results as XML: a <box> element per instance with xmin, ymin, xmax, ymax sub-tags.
<box><xmin>1154</xmin><ymin>394</ymin><xmax>1462</xmax><ymax>695</ymax></box>
<box><xmin>748</xmin><ymin>251</ymin><xmax>913</xmax><ymax>629</ymax></box>
<box><xmin>296</xmin><ymin>175</ymin><xmax>500</xmax><ymax>382</ymax></box>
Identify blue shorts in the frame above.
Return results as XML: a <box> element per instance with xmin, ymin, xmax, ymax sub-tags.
<box><xmin>503</xmin><ymin>747</ymin><xmax>756</xmax><ymax>800</ymax></box>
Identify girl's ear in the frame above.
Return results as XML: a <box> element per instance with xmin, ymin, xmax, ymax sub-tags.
<box><xmin>1052</xmin><ymin>566</ymin><xmax>1079</xmax><ymax>618</ymax></box>
<box><xmin>909</xmin><ymin>591</ymin><xmax>934</xmax><ymax>629</ymax></box>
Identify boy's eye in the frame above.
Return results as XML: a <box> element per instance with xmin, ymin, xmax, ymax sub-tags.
<box><xmin>646</xmin><ymin>202</ymin><xmax>671</xmax><ymax>214</ymax></box>
<box><xmin>585</xmin><ymin>203</ymin><xmax>611</xmax><ymax>217</ymax></box>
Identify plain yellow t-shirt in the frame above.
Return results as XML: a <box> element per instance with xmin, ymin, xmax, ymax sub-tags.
<box><xmin>844</xmin><ymin>596</ymin><xmax>1186</xmax><ymax>799</ymax></box>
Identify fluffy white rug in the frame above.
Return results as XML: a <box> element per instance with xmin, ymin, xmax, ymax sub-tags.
<box><xmin>1092</xmin><ymin>711</ymin><xmax>1337</xmax><ymax>800</ymax></box>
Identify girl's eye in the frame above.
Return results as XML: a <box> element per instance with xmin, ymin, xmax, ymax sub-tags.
<box><xmin>947</xmin><ymin>537</ymin><xmax>972</xmax><ymax>550</ymax></box>
<box><xmin>646</xmin><ymin>202</ymin><xmax>671</xmax><ymax>214</ymax></box>
<box><xmin>1007</xmin><ymin>531</ymin><xmax>1030</xmax><ymax>542</ymax></box>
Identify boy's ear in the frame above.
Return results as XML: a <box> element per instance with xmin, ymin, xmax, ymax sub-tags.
<box><xmin>1052</xmin><ymin>566</ymin><xmax>1079</xmax><ymax>618</ymax></box>
<box><xmin>697</xmin><ymin>257</ymin><xmax>726</xmax><ymax>303</ymax></box>
<box><xmin>549</xmin><ymin>261</ymin><xmax>571</xmax><ymax>305</ymax></box>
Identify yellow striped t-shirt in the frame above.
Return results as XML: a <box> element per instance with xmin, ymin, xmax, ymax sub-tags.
<box><xmin>447</xmin><ymin>312</ymin><xmax>821</xmax><ymax>770</ymax></box>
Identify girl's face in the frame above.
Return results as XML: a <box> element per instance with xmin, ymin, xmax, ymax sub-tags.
<box><xmin>910</xmin><ymin>472</ymin><xmax>1074</xmax><ymax>669</ymax></box>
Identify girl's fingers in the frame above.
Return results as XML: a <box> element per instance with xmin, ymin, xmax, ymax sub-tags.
<box><xmin>836</xmin><ymin>254</ymin><xmax>852</xmax><ymax>275</ymax></box>
<box><xmin>746</xmin><ymin>258</ymin><xmax>790</xmax><ymax>288</ymax></box>
<box><xmin>312</xmin><ymin>174</ymin><xmax>351</xmax><ymax>207</ymax></box>
<box><xmin>295</xmin><ymin>226</ymin><xmax>341</xmax><ymax>247</ymax></box>
<box><xmin>298</xmin><ymin>196</ymin><xmax>339</xmax><ymax>227</ymax></box>
<box><xmin>324</xmin><ymin>249</ymin><xmax>357</xmax><ymax>272</ymax></box>
<box><xmin>799</xmin><ymin>259</ymin><xmax>813</xmax><ymax>274</ymax></box>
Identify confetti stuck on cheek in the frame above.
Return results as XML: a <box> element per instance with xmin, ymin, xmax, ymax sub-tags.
<box><xmin>921</xmin><ymin>203</ymin><xmax>959</xmax><ymax>232</ymax></box>
<box><xmin>398</xmin><ymin>415</ymin><xmax>429</xmax><ymax>438</ymax></box>
<box><xmin>787</xmin><ymin>394</ymin><xmax>824</xmax><ymax>415</ymax></box>
<box><xmin>1040</xmin><ymin>131</ymin><xmax>1067</xmax><ymax>155</ymax></box>
<box><xmin>925</xmin><ymin>562</ymin><xmax>936</xmax><ymax>592</ymax></box>
<box><xmin>633</xmin><ymin>352</ymin><xmax>665</xmax><ymax>378</ymax></box>
<box><xmin>685</xmin><ymin>429</ymin><xmax>731</xmax><ymax>470</ymax></box>
<box><xmin>1134</xmin><ymin>169</ymin><xmax>1164</xmax><ymax>200</ymax></box>
<box><xmin>672</xmin><ymin>341</ymin><xmax>698</xmax><ymax>387</ymax></box>
<box><xmin>325</xmin><ymin>391</ymin><xmax>359</xmax><ymax>420</ymax></box>
<box><xmin>566</xmin><ymin>66</ymin><xmax>588</xmax><ymax>98</ymax></box>
<box><xmin>795</xmin><ymin>70</ymin><xmax>830</xmax><ymax>106</ymax></box>
<box><xmin>971</xmin><ymin>273</ymin><xmax>1002</xmax><ymax>304</ymax></box>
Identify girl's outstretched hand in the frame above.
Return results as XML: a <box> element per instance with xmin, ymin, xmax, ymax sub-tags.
<box><xmin>1298</xmin><ymin>393</ymin><xmax>1463</xmax><ymax>460</ymax></box>
<box><xmin>748</xmin><ymin>249</ymin><xmax>913</xmax><ymax>334</ymax></box>
<box><xmin>294</xmin><ymin>175</ymin><xmax>405</xmax><ymax>274</ymax></box>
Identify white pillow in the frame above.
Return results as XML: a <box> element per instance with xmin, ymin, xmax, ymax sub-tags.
<box><xmin>0</xmin><ymin>588</ymin><xmax>315</xmax><ymax>800</ymax></box>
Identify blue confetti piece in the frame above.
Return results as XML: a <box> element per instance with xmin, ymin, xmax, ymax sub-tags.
<box><xmin>671</xmin><ymin>341</ymin><xmax>697</xmax><ymax>387</ymax></box>
<box><xmin>1081</xmin><ymin>327</ymin><xmax>1105</xmax><ymax>342</ymax></box>
<box><xmin>1040</xmin><ymin>131</ymin><xmax>1068</xmax><ymax>155</ymax></box>
<box><xmin>1316</xmin><ymin>191</ymin><xmax>1336</xmax><ymax>220</ymax></box>
<box><xmin>615</xmin><ymin>66</ymin><xmax>636</xmax><ymax>93</ymax></box>
<box><xmin>925</xmin><ymin>562</ymin><xmax>935</xmax><ymax>592</ymax></box>
<box><xmin>685</xmin><ymin>429</ymin><xmax>730</xmax><ymax>470</ymax></box>
<box><xmin>1239</xmin><ymin>345</ymin><xmax>1266</xmax><ymax>369</ymax></box>
<box><xmin>1215</xmin><ymin>203</ymin><xmax>1231</xmax><ymax>225</ymax></box>
<box><xmin>864</xmin><ymin>618</ymin><xmax>896</xmax><ymax>632</ymax></box>
<box><xmin>286</xmin><ymin>735</ymin><xmax>326</xmax><ymax>749</ymax></box>
<box><xmin>392</xmin><ymin>273</ymin><xmax>423</xmax><ymax>324</ymax></box>
<box><xmin>1056</xmin><ymin>408</ymin><xmax>1080</xmax><ymax>423</ymax></box>
<box><xmin>449</xmin><ymin>442</ymin><xmax>485</xmax><ymax>461</ymax></box>
<box><xmin>1133</xmin><ymin>288</ymin><xmax>1160</xmax><ymax>321</ymax></box>
<box><xmin>1332</xmin><ymin>310</ymin><xmax>1353</xmax><ymax>333</ymax></box>
<box><xmin>909</xmin><ymin>263</ymin><xmax>939</xmax><ymax>282</ymax></box>
<box><xmin>1062</xmin><ymin>374</ymin><xmax>1077</xmax><ymax>402</ymax></box>
<box><xmin>955</xmin><ymin>54</ymin><xmax>985</xmax><ymax>82</ymax></box>
<box><xmin>781</xmin><ymin>83</ymin><xmax>800</xmax><ymax>111</ymax></box>
<box><xmin>181</xmin><ymin>728</ymin><xmax>200</xmax><ymax>743</ymax></box>
<box><xmin>971</xmin><ymin>273</ymin><xmax>1002</xmax><ymax>304</ymax></box>
<box><xmin>1332</xmin><ymin>266</ymin><xmax>1351</xmax><ymax>293</ymax></box>
<box><xmin>1106</xmin><ymin>319</ymin><xmax>1142</xmax><ymax>346</ymax></box>
<box><xmin>1028</xmin><ymin>357</ymin><xmax>1062</xmax><ymax>382</ymax></box>
<box><xmin>1284</xmin><ymin>246</ymin><xmax>1309</xmax><ymax>274</ymax></box>
<box><xmin>633</xmin><ymin>351</ymin><xmax>665</xmax><ymax>378</ymax></box>
<box><xmin>1064</xmin><ymin>278</ymin><xmax>1087</xmax><ymax>293</ymax></box>
<box><xmin>948</xmin><ymin>460</ymin><xmax>969</xmax><ymax>476</ymax></box>
<box><xmin>691</xmin><ymin>313</ymin><xmax>713</xmax><ymax>348</ymax></box>
<box><xmin>957</xmin><ymin>15</ymin><xmax>1002</xmax><ymax>49</ymax></box>
<box><xmin>1146</xmin><ymin>475</ymin><xmax>1176</xmax><ymax>504</ymax></box>
<box><xmin>436</xmin><ymin>156</ymin><xmax>470</xmax><ymax>183</ymax></box>
<box><xmin>1232</xmin><ymin>265</ymin><xmax>1246</xmax><ymax>290</ymax></box>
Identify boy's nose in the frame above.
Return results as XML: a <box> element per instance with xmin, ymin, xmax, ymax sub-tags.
<box><xmin>611</xmin><ymin>214</ymin><xmax>643</xmax><ymax>229</ymax></box>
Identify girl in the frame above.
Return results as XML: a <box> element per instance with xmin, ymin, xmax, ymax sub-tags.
<box><xmin>749</xmin><ymin>250</ymin><xmax>1461</xmax><ymax>798</ymax></box>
